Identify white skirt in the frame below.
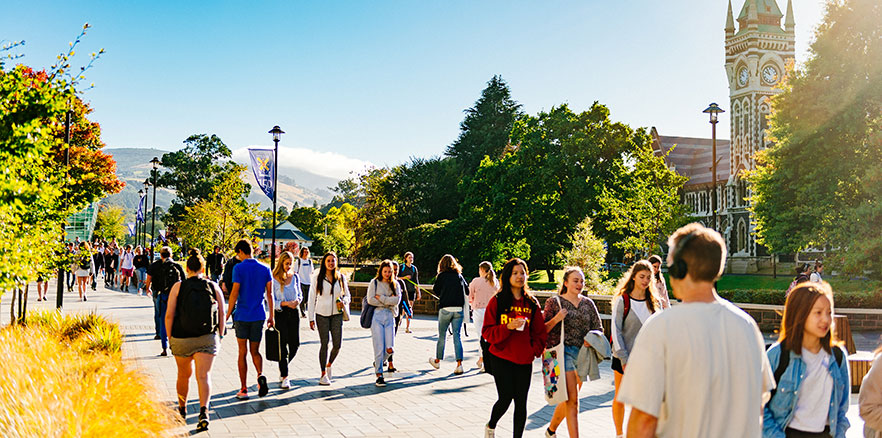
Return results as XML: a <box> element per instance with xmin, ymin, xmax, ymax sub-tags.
<box><xmin>75</xmin><ymin>269</ymin><xmax>91</xmax><ymax>278</ymax></box>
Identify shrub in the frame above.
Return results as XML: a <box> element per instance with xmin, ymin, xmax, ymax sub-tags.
<box><xmin>25</xmin><ymin>310</ymin><xmax>123</xmax><ymax>354</ymax></box>
<box><xmin>716</xmin><ymin>289</ymin><xmax>882</xmax><ymax>308</ymax></box>
<box><xmin>0</xmin><ymin>325</ymin><xmax>180</xmax><ymax>437</ymax></box>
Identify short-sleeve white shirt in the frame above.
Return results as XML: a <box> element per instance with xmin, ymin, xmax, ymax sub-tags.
<box><xmin>617</xmin><ymin>297</ymin><xmax>774</xmax><ymax>438</ymax></box>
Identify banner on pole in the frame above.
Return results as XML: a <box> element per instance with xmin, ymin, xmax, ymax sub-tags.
<box><xmin>159</xmin><ymin>230</ymin><xmax>167</xmax><ymax>242</ymax></box>
<box><xmin>126</xmin><ymin>223</ymin><xmax>136</xmax><ymax>237</ymax></box>
<box><xmin>136</xmin><ymin>194</ymin><xmax>146</xmax><ymax>222</ymax></box>
<box><xmin>248</xmin><ymin>148</ymin><xmax>275</xmax><ymax>200</ymax></box>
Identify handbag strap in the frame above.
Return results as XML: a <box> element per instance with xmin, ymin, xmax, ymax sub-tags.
<box><xmin>555</xmin><ymin>295</ymin><xmax>564</xmax><ymax>346</ymax></box>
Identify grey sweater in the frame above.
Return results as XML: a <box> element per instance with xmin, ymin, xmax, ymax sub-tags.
<box><xmin>612</xmin><ymin>295</ymin><xmax>647</xmax><ymax>364</ymax></box>
<box><xmin>367</xmin><ymin>279</ymin><xmax>401</xmax><ymax>317</ymax></box>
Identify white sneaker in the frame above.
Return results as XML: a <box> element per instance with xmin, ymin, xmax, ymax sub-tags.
<box><xmin>319</xmin><ymin>374</ymin><xmax>331</xmax><ymax>386</ymax></box>
<box><xmin>280</xmin><ymin>378</ymin><xmax>291</xmax><ymax>389</ymax></box>
<box><xmin>485</xmin><ymin>423</ymin><xmax>495</xmax><ymax>438</ymax></box>
<box><xmin>454</xmin><ymin>364</ymin><xmax>464</xmax><ymax>375</ymax></box>
<box><xmin>325</xmin><ymin>365</ymin><xmax>333</xmax><ymax>380</ymax></box>
<box><xmin>428</xmin><ymin>357</ymin><xmax>440</xmax><ymax>370</ymax></box>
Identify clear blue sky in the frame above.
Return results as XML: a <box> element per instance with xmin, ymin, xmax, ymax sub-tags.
<box><xmin>3</xmin><ymin>0</ymin><xmax>826</xmax><ymax>178</ymax></box>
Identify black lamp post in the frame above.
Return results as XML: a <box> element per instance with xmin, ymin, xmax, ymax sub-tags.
<box><xmin>150</xmin><ymin>157</ymin><xmax>160</xmax><ymax>258</ymax></box>
<box><xmin>268</xmin><ymin>125</ymin><xmax>284</xmax><ymax>269</ymax></box>
<box><xmin>56</xmin><ymin>105</ymin><xmax>72</xmax><ymax>310</ymax></box>
<box><xmin>703</xmin><ymin>102</ymin><xmax>725</xmax><ymax>233</ymax></box>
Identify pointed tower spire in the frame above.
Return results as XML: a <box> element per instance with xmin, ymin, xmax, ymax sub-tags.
<box><xmin>747</xmin><ymin>0</ymin><xmax>759</xmax><ymax>31</ymax></box>
<box><xmin>785</xmin><ymin>0</ymin><xmax>795</xmax><ymax>33</ymax></box>
<box><xmin>726</xmin><ymin>0</ymin><xmax>736</xmax><ymax>35</ymax></box>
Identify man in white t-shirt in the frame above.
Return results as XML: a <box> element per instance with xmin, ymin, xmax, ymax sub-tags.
<box><xmin>618</xmin><ymin>223</ymin><xmax>774</xmax><ymax>438</ymax></box>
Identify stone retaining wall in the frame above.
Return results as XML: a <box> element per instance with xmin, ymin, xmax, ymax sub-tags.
<box><xmin>349</xmin><ymin>282</ymin><xmax>882</xmax><ymax>331</ymax></box>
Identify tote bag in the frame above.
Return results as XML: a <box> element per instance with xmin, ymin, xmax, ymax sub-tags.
<box><xmin>264</xmin><ymin>327</ymin><xmax>281</xmax><ymax>362</ymax></box>
<box><xmin>542</xmin><ymin>296</ymin><xmax>568</xmax><ymax>406</ymax></box>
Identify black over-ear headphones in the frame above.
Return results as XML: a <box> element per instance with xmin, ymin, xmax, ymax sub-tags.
<box><xmin>668</xmin><ymin>231</ymin><xmax>699</xmax><ymax>280</ymax></box>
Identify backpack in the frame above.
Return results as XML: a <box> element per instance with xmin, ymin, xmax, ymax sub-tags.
<box><xmin>175</xmin><ymin>277</ymin><xmax>218</xmax><ymax>337</ymax></box>
<box><xmin>770</xmin><ymin>345</ymin><xmax>843</xmax><ymax>399</ymax></box>
<box><xmin>608</xmin><ymin>293</ymin><xmax>631</xmax><ymax>346</ymax></box>
<box><xmin>156</xmin><ymin>261</ymin><xmax>185</xmax><ymax>295</ymax></box>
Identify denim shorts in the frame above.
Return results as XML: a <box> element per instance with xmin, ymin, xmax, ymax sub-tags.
<box><xmin>234</xmin><ymin>320</ymin><xmax>264</xmax><ymax>342</ymax></box>
<box><xmin>563</xmin><ymin>345</ymin><xmax>580</xmax><ymax>372</ymax></box>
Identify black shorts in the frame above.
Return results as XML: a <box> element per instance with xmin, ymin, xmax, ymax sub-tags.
<box><xmin>234</xmin><ymin>320</ymin><xmax>264</xmax><ymax>343</ymax></box>
<box><xmin>406</xmin><ymin>289</ymin><xmax>416</xmax><ymax>302</ymax></box>
<box><xmin>612</xmin><ymin>356</ymin><xmax>624</xmax><ymax>374</ymax></box>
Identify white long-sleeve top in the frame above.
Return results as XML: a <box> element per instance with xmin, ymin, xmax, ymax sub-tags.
<box><xmin>367</xmin><ymin>278</ymin><xmax>401</xmax><ymax>317</ymax></box>
<box><xmin>272</xmin><ymin>274</ymin><xmax>302</xmax><ymax>310</ymax></box>
<box><xmin>307</xmin><ymin>273</ymin><xmax>351</xmax><ymax>321</ymax></box>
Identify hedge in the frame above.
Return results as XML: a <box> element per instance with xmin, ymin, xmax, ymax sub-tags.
<box><xmin>717</xmin><ymin>289</ymin><xmax>882</xmax><ymax>308</ymax></box>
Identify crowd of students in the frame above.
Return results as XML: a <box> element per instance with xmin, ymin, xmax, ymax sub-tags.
<box><xmin>66</xmin><ymin>222</ymin><xmax>882</xmax><ymax>437</ymax></box>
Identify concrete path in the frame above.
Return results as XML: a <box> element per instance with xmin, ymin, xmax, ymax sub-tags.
<box><xmin>7</xmin><ymin>280</ymin><xmax>874</xmax><ymax>437</ymax></box>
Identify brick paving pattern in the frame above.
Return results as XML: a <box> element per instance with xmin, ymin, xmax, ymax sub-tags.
<box><xmin>8</xmin><ymin>281</ymin><xmax>875</xmax><ymax>437</ymax></box>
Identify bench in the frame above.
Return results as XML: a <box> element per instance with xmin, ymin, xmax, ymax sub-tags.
<box><xmin>850</xmin><ymin>352</ymin><xmax>874</xmax><ymax>393</ymax></box>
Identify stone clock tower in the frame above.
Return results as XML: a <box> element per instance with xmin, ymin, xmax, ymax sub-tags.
<box><xmin>723</xmin><ymin>0</ymin><xmax>795</xmax><ymax>258</ymax></box>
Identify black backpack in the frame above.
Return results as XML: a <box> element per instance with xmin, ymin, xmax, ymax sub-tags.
<box><xmin>175</xmin><ymin>277</ymin><xmax>218</xmax><ymax>337</ymax></box>
<box><xmin>156</xmin><ymin>261</ymin><xmax>185</xmax><ymax>295</ymax></box>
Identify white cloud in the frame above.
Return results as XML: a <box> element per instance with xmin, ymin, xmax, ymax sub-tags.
<box><xmin>232</xmin><ymin>146</ymin><xmax>373</xmax><ymax>180</ymax></box>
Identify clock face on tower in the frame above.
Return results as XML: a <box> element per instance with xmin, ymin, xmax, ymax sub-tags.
<box><xmin>762</xmin><ymin>65</ymin><xmax>779</xmax><ymax>85</ymax></box>
<box><xmin>738</xmin><ymin>67</ymin><xmax>749</xmax><ymax>87</ymax></box>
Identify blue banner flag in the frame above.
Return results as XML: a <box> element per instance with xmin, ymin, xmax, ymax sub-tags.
<box><xmin>126</xmin><ymin>223</ymin><xmax>136</xmax><ymax>237</ymax></box>
<box><xmin>249</xmin><ymin>148</ymin><xmax>275</xmax><ymax>200</ymax></box>
<box><xmin>136</xmin><ymin>193</ymin><xmax>146</xmax><ymax>222</ymax></box>
<box><xmin>159</xmin><ymin>230</ymin><xmax>167</xmax><ymax>242</ymax></box>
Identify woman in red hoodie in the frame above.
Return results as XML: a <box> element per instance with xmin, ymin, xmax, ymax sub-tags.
<box><xmin>482</xmin><ymin>258</ymin><xmax>547</xmax><ymax>438</ymax></box>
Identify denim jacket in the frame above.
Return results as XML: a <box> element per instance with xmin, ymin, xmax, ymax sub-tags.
<box><xmin>763</xmin><ymin>342</ymin><xmax>850</xmax><ymax>438</ymax></box>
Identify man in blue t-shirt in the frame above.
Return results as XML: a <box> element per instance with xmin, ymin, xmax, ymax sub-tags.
<box><xmin>224</xmin><ymin>239</ymin><xmax>274</xmax><ymax>400</ymax></box>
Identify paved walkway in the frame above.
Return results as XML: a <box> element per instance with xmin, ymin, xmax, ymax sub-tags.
<box><xmin>8</xmin><ymin>281</ymin><xmax>874</xmax><ymax>437</ymax></box>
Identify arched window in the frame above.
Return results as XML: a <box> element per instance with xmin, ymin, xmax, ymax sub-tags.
<box><xmin>737</xmin><ymin>219</ymin><xmax>747</xmax><ymax>253</ymax></box>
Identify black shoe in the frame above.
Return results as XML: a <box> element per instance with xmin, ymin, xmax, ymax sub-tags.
<box><xmin>387</xmin><ymin>366</ymin><xmax>397</xmax><ymax>373</ymax></box>
<box><xmin>154</xmin><ymin>335</ymin><xmax>160</xmax><ymax>340</ymax></box>
<box><xmin>375</xmin><ymin>376</ymin><xmax>386</xmax><ymax>387</ymax></box>
<box><xmin>178</xmin><ymin>406</ymin><xmax>186</xmax><ymax>419</ymax></box>
<box><xmin>196</xmin><ymin>407</ymin><xmax>209</xmax><ymax>431</ymax></box>
<box><xmin>160</xmin><ymin>350</ymin><xmax>168</xmax><ymax>357</ymax></box>
<box><xmin>257</xmin><ymin>375</ymin><xmax>268</xmax><ymax>397</ymax></box>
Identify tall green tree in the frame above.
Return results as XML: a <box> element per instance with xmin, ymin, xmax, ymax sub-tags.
<box><xmin>749</xmin><ymin>0</ymin><xmax>882</xmax><ymax>276</ymax></box>
<box><xmin>176</xmin><ymin>168</ymin><xmax>258</xmax><ymax>253</ymax></box>
<box><xmin>156</xmin><ymin>134</ymin><xmax>243</xmax><ymax>229</ymax></box>
<box><xmin>445</xmin><ymin>75</ymin><xmax>523</xmax><ymax>175</ymax></box>
<box><xmin>93</xmin><ymin>205</ymin><xmax>127</xmax><ymax>241</ymax></box>
<box><xmin>288</xmin><ymin>206</ymin><xmax>324</xmax><ymax>238</ymax></box>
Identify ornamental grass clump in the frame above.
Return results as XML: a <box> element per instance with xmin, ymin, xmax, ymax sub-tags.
<box><xmin>0</xmin><ymin>314</ymin><xmax>181</xmax><ymax>437</ymax></box>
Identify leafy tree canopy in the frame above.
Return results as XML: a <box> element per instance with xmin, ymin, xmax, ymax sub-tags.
<box><xmin>749</xmin><ymin>0</ymin><xmax>882</xmax><ymax>277</ymax></box>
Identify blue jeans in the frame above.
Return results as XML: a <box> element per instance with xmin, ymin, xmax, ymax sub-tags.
<box><xmin>153</xmin><ymin>294</ymin><xmax>162</xmax><ymax>337</ymax></box>
<box><xmin>371</xmin><ymin>308</ymin><xmax>396</xmax><ymax>374</ymax></box>
<box><xmin>436</xmin><ymin>308</ymin><xmax>463</xmax><ymax>361</ymax></box>
<box><xmin>158</xmin><ymin>294</ymin><xmax>169</xmax><ymax>350</ymax></box>
<box><xmin>136</xmin><ymin>267</ymin><xmax>147</xmax><ymax>289</ymax></box>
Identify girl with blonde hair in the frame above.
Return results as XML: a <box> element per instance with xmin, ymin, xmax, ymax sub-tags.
<box><xmin>271</xmin><ymin>251</ymin><xmax>302</xmax><ymax>390</ymax></box>
<box><xmin>469</xmin><ymin>261</ymin><xmax>498</xmax><ymax>370</ymax></box>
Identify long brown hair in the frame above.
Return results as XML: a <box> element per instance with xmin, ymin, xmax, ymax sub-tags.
<box><xmin>437</xmin><ymin>254</ymin><xmax>463</xmax><ymax>275</ymax></box>
<box><xmin>778</xmin><ymin>282</ymin><xmax>839</xmax><ymax>355</ymax></box>
<box><xmin>272</xmin><ymin>251</ymin><xmax>295</xmax><ymax>283</ymax></box>
<box><xmin>316</xmin><ymin>251</ymin><xmax>343</xmax><ymax>295</ymax></box>
<box><xmin>479</xmin><ymin>261</ymin><xmax>497</xmax><ymax>286</ymax></box>
<box><xmin>374</xmin><ymin>259</ymin><xmax>395</xmax><ymax>286</ymax></box>
<box><xmin>558</xmin><ymin>266</ymin><xmax>584</xmax><ymax>295</ymax></box>
<box><xmin>614</xmin><ymin>260</ymin><xmax>659</xmax><ymax>314</ymax></box>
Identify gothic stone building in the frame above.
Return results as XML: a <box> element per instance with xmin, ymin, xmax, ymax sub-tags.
<box><xmin>651</xmin><ymin>0</ymin><xmax>795</xmax><ymax>273</ymax></box>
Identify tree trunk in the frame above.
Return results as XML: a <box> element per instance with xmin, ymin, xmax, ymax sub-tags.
<box><xmin>546</xmin><ymin>269</ymin><xmax>555</xmax><ymax>284</ymax></box>
<box><xmin>10</xmin><ymin>286</ymin><xmax>17</xmax><ymax>325</ymax></box>
<box><xmin>21</xmin><ymin>284</ymin><xmax>28</xmax><ymax>324</ymax></box>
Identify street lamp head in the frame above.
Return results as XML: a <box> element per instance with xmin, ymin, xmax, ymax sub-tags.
<box><xmin>269</xmin><ymin>125</ymin><xmax>285</xmax><ymax>142</ymax></box>
<box><xmin>150</xmin><ymin>157</ymin><xmax>161</xmax><ymax>169</ymax></box>
<box><xmin>138</xmin><ymin>189</ymin><xmax>143</xmax><ymax>196</ymax></box>
<box><xmin>703</xmin><ymin>102</ymin><xmax>725</xmax><ymax>123</ymax></box>
<box><xmin>143</xmin><ymin>178</ymin><xmax>150</xmax><ymax>187</ymax></box>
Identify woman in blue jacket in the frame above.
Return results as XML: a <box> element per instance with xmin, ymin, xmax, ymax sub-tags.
<box><xmin>764</xmin><ymin>282</ymin><xmax>850</xmax><ymax>438</ymax></box>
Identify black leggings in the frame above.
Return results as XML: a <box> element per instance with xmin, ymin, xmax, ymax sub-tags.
<box><xmin>276</xmin><ymin>307</ymin><xmax>300</xmax><ymax>377</ymax></box>
<box><xmin>315</xmin><ymin>313</ymin><xmax>343</xmax><ymax>372</ymax></box>
<box><xmin>785</xmin><ymin>427</ymin><xmax>831</xmax><ymax>438</ymax></box>
<box><xmin>488</xmin><ymin>357</ymin><xmax>532</xmax><ymax>438</ymax></box>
